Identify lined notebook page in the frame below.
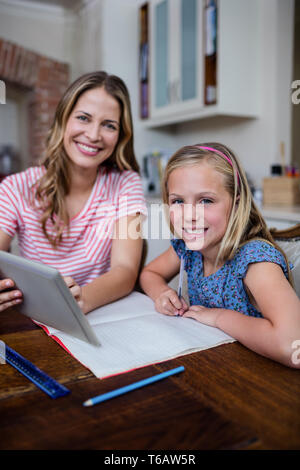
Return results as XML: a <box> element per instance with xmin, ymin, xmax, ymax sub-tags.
<box><xmin>41</xmin><ymin>292</ymin><xmax>235</xmax><ymax>379</ymax></box>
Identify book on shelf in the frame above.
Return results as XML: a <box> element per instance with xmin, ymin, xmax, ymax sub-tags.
<box><xmin>139</xmin><ymin>3</ymin><xmax>149</xmax><ymax>119</ymax></box>
<box><xmin>204</xmin><ymin>0</ymin><xmax>218</xmax><ymax>105</ymax></box>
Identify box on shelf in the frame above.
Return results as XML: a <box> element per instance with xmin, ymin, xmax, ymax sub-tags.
<box><xmin>263</xmin><ymin>177</ymin><xmax>300</xmax><ymax>205</ymax></box>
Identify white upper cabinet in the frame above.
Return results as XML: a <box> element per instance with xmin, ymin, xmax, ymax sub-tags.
<box><xmin>143</xmin><ymin>0</ymin><xmax>261</xmax><ymax>127</ymax></box>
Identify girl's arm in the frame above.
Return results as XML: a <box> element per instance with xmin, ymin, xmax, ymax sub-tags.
<box><xmin>80</xmin><ymin>214</ymin><xmax>144</xmax><ymax>313</ymax></box>
<box><xmin>140</xmin><ymin>246</ymin><xmax>188</xmax><ymax>315</ymax></box>
<box><xmin>184</xmin><ymin>262</ymin><xmax>300</xmax><ymax>368</ymax></box>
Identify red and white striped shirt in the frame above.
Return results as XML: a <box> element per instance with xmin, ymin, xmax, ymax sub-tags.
<box><xmin>0</xmin><ymin>166</ymin><xmax>147</xmax><ymax>286</ymax></box>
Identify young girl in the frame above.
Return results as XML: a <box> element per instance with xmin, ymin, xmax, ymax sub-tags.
<box><xmin>0</xmin><ymin>71</ymin><xmax>146</xmax><ymax>314</ymax></box>
<box><xmin>140</xmin><ymin>143</ymin><xmax>300</xmax><ymax>368</ymax></box>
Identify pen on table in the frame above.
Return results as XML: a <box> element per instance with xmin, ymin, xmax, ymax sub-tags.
<box><xmin>177</xmin><ymin>256</ymin><xmax>184</xmax><ymax>299</ymax></box>
<box><xmin>83</xmin><ymin>365</ymin><xmax>185</xmax><ymax>407</ymax></box>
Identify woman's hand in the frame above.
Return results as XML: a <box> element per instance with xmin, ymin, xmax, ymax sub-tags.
<box><xmin>0</xmin><ymin>278</ymin><xmax>23</xmax><ymax>312</ymax></box>
<box><xmin>63</xmin><ymin>277</ymin><xmax>84</xmax><ymax>312</ymax></box>
<box><xmin>183</xmin><ymin>305</ymin><xmax>222</xmax><ymax>327</ymax></box>
<box><xmin>155</xmin><ymin>287</ymin><xmax>188</xmax><ymax>316</ymax></box>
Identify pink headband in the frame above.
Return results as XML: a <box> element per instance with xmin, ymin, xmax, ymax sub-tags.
<box><xmin>196</xmin><ymin>145</ymin><xmax>240</xmax><ymax>186</ymax></box>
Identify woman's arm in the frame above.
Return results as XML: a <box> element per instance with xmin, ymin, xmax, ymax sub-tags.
<box><xmin>80</xmin><ymin>214</ymin><xmax>144</xmax><ymax>313</ymax></box>
<box><xmin>184</xmin><ymin>262</ymin><xmax>300</xmax><ymax>368</ymax></box>
<box><xmin>140</xmin><ymin>246</ymin><xmax>188</xmax><ymax>316</ymax></box>
<box><xmin>0</xmin><ymin>229</ymin><xmax>12</xmax><ymax>252</ymax></box>
<box><xmin>0</xmin><ymin>229</ymin><xmax>23</xmax><ymax>311</ymax></box>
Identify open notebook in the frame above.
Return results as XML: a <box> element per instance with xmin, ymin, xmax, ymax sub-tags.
<box><xmin>39</xmin><ymin>291</ymin><xmax>235</xmax><ymax>379</ymax></box>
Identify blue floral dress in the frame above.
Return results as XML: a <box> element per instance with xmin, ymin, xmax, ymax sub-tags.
<box><xmin>171</xmin><ymin>239</ymin><xmax>290</xmax><ymax>318</ymax></box>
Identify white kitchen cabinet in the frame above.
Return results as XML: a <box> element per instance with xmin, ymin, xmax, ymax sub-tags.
<box><xmin>145</xmin><ymin>0</ymin><xmax>261</xmax><ymax>127</ymax></box>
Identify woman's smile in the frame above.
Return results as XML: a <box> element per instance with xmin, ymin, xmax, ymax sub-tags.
<box><xmin>75</xmin><ymin>141</ymin><xmax>103</xmax><ymax>156</ymax></box>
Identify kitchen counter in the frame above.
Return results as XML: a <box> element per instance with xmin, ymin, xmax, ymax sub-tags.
<box><xmin>260</xmin><ymin>204</ymin><xmax>300</xmax><ymax>222</ymax></box>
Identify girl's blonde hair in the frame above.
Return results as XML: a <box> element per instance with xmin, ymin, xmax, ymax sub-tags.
<box><xmin>34</xmin><ymin>71</ymin><xmax>139</xmax><ymax>247</ymax></box>
<box><xmin>162</xmin><ymin>142</ymin><xmax>293</xmax><ymax>285</ymax></box>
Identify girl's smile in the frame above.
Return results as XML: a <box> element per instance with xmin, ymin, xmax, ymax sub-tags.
<box><xmin>168</xmin><ymin>162</ymin><xmax>233</xmax><ymax>258</ymax></box>
<box><xmin>183</xmin><ymin>226</ymin><xmax>207</xmax><ymax>239</ymax></box>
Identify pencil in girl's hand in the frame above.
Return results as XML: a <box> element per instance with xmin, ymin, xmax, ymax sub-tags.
<box><xmin>177</xmin><ymin>256</ymin><xmax>184</xmax><ymax>298</ymax></box>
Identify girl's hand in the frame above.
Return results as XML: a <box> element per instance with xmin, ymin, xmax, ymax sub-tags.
<box><xmin>155</xmin><ymin>287</ymin><xmax>188</xmax><ymax>316</ymax></box>
<box><xmin>183</xmin><ymin>305</ymin><xmax>221</xmax><ymax>327</ymax></box>
<box><xmin>0</xmin><ymin>278</ymin><xmax>23</xmax><ymax>312</ymax></box>
<box><xmin>63</xmin><ymin>276</ymin><xmax>84</xmax><ymax>312</ymax></box>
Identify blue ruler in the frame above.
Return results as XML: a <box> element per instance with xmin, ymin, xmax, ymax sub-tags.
<box><xmin>1</xmin><ymin>344</ymin><xmax>70</xmax><ymax>399</ymax></box>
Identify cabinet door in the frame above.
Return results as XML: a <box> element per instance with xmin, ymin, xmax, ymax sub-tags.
<box><xmin>152</xmin><ymin>0</ymin><xmax>169</xmax><ymax>109</ymax></box>
<box><xmin>150</xmin><ymin>0</ymin><xmax>203</xmax><ymax>120</ymax></box>
<box><xmin>181</xmin><ymin>0</ymin><xmax>198</xmax><ymax>102</ymax></box>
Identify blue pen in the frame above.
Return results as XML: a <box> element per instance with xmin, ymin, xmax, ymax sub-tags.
<box><xmin>83</xmin><ymin>366</ymin><xmax>185</xmax><ymax>407</ymax></box>
<box><xmin>176</xmin><ymin>256</ymin><xmax>185</xmax><ymax>316</ymax></box>
<box><xmin>177</xmin><ymin>256</ymin><xmax>184</xmax><ymax>299</ymax></box>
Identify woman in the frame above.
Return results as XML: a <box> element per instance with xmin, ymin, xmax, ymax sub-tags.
<box><xmin>0</xmin><ymin>71</ymin><xmax>147</xmax><ymax>314</ymax></box>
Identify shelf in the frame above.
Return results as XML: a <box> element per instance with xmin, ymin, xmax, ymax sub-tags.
<box><xmin>140</xmin><ymin>105</ymin><xmax>259</xmax><ymax>129</ymax></box>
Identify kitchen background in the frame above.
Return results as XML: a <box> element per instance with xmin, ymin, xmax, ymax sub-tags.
<box><xmin>0</xmin><ymin>0</ymin><xmax>299</xmax><ymax>249</ymax></box>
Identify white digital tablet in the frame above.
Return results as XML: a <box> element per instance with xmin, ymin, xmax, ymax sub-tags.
<box><xmin>0</xmin><ymin>251</ymin><xmax>100</xmax><ymax>346</ymax></box>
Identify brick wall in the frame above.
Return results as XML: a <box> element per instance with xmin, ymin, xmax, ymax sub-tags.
<box><xmin>0</xmin><ymin>38</ymin><xmax>69</xmax><ymax>165</ymax></box>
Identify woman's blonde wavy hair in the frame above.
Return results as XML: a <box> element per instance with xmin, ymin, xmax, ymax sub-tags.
<box><xmin>34</xmin><ymin>71</ymin><xmax>139</xmax><ymax>248</ymax></box>
<box><xmin>162</xmin><ymin>143</ymin><xmax>293</xmax><ymax>285</ymax></box>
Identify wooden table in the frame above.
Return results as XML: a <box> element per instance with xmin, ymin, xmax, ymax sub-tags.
<box><xmin>0</xmin><ymin>307</ymin><xmax>299</xmax><ymax>451</ymax></box>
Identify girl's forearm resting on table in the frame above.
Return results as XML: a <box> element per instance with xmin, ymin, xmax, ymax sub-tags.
<box><xmin>214</xmin><ymin>307</ymin><xmax>300</xmax><ymax>368</ymax></box>
<box><xmin>142</xmin><ymin>271</ymin><xmax>300</xmax><ymax>367</ymax></box>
